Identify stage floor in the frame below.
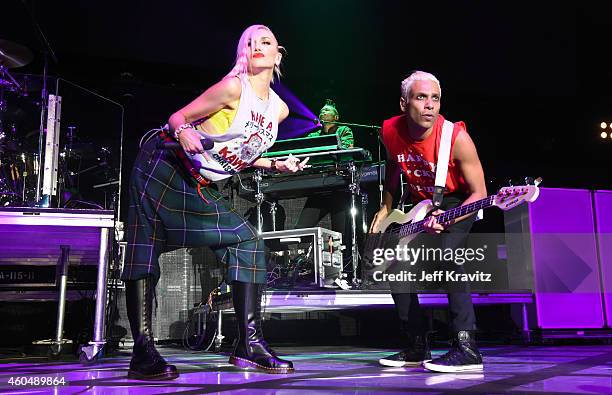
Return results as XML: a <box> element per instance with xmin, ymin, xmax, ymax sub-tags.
<box><xmin>0</xmin><ymin>344</ymin><xmax>611</xmax><ymax>394</ymax></box>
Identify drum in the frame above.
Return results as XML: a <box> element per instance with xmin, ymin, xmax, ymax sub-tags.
<box><xmin>0</xmin><ymin>153</ymin><xmax>21</xmax><ymax>205</ymax></box>
<box><xmin>0</xmin><ymin>151</ymin><xmax>39</xmax><ymax>205</ymax></box>
<box><xmin>19</xmin><ymin>151</ymin><xmax>40</xmax><ymax>204</ymax></box>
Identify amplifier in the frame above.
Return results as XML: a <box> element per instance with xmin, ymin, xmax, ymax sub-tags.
<box><xmin>115</xmin><ymin>247</ymin><xmax>223</xmax><ymax>341</ymax></box>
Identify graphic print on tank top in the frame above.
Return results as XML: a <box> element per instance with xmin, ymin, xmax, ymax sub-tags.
<box><xmin>396</xmin><ymin>150</ymin><xmax>437</xmax><ymax>197</ymax></box>
<box><xmin>190</xmin><ymin>76</ymin><xmax>281</xmax><ymax>181</ymax></box>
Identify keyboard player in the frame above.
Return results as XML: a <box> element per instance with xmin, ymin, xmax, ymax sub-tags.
<box><xmin>306</xmin><ymin>99</ymin><xmax>354</xmax><ymax>150</ymax></box>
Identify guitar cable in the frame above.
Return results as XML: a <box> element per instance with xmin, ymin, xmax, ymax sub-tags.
<box><xmin>139</xmin><ymin>126</ymin><xmax>165</xmax><ymax>148</ymax></box>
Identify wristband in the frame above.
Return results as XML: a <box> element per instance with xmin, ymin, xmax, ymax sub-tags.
<box><xmin>173</xmin><ymin>123</ymin><xmax>194</xmax><ymax>140</ymax></box>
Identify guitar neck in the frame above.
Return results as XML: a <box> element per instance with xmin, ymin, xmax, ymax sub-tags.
<box><xmin>402</xmin><ymin>195</ymin><xmax>496</xmax><ymax>235</ymax></box>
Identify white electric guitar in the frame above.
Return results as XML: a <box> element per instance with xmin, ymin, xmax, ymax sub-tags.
<box><xmin>374</xmin><ymin>185</ymin><xmax>540</xmax><ymax>244</ymax></box>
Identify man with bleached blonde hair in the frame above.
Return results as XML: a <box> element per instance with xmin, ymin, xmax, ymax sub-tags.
<box><xmin>371</xmin><ymin>70</ymin><xmax>486</xmax><ymax>373</ymax></box>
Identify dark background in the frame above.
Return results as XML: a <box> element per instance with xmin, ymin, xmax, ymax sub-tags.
<box><xmin>1</xmin><ymin>0</ymin><xmax>610</xmax><ymax>220</ymax></box>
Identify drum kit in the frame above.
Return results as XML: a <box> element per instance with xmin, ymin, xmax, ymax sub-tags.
<box><xmin>0</xmin><ymin>39</ymin><xmax>116</xmax><ymax>208</ymax></box>
<box><xmin>0</xmin><ymin>39</ymin><xmax>36</xmax><ymax>206</ymax></box>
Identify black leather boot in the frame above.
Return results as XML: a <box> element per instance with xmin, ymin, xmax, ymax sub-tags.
<box><xmin>423</xmin><ymin>330</ymin><xmax>483</xmax><ymax>373</ymax></box>
<box><xmin>229</xmin><ymin>281</ymin><xmax>294</xmax><ymax>374</ymax></box>
<box><xmin>126</xmin><ymin>277</ymin><xmax>179</xmax><ymax>380</ymax></box>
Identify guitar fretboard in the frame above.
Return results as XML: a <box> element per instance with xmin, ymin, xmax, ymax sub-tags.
<box><xmin>399</xmin><ymin>195</ymin><xmax>495</xmax><ymax>236</ymax></box>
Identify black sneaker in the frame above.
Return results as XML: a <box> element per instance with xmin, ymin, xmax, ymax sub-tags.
<box><xmin>379</xmin><ymin>350</ymin><xmax>424</xmax><ymax>367</ymax></box>
<box><xmin>422</xmin><ymin>331</ymin><xmax>483</xmax><ymax>373</ymax></box>
<box><xmin>379</xmin><ymin>334</ymin><xmax>431</xmax><ymax>367</ymax></box>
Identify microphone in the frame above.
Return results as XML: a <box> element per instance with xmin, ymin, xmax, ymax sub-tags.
<box><xmin>312</xmin><ymin>118</ymin><xmax>323</xmax><ymax>128</ymax></box>
<box><xmin>157</xmin><ymin>138</ymin><xmax>215</xmax><ymax>151</ymax></box>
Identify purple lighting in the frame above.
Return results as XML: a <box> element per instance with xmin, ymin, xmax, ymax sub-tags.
<box><xmin>273</xmin><ymin>81</ymin><xmax>320</xmax><ymax>139</ymax></box>
<box><xmin>528</xmin><ymin>188</ymin><xmax>605</xmax><ymax>329</ymax></box>
<box><xmin>594</xmin><ymin>190</ymin><xmax>612</xmax><ymax>327</ymax></box>
<box><xmin>2</xmin><ymin>345</ymin><xmax>612</xmax><ymax>393</ymax></box>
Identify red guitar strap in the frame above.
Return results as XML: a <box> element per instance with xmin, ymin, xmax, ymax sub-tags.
<box><xmin>159</xmin><ymin>132</ymin><xmax>211</xmax><ymax>203</ymax></box>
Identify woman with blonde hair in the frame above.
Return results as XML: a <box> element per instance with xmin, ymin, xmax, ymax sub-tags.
<box><xmin>122</xmin><ymin>24</ymin><xmax>306</xmax><ymax>380</ymax></box>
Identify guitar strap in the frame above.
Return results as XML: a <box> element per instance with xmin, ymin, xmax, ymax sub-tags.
<box><xmin>397</xmin><ymin>120</ymin><xmax>454</xmax><ymax>209</ymax></box>
<box><xmin>159</xmin><ymin>132</ymin><xmax>212</xmax><ymax>203</ymax></box>
<box><xmin>396</xmin><ymin>186</ymin><xmax>411</xmax><ymax>210</ymax></box>
<box><xmin>432</xmin><ymin>119</ymin><xmax>454</xmax><ymax>208</ymax></box>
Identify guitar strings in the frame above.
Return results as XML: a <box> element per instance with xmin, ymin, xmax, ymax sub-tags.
<box><xmin>386</xmin><ymin>195</ymin><xmax>496</xmax><ymax>236</ymax></box>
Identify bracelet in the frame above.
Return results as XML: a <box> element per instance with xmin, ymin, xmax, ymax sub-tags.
<box><xmin>270</xmin><ymin>159</ymin><xmax>277</xmax><ymax>171</ymax></box>
<box><xmin>173</xmin><ymin>123</ymin><xmax>193</xmax><ymax>140</ymax></box>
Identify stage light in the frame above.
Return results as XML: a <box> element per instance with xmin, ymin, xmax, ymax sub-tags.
<box><xmin>601</xmin><ymin>131</ymin><xmax>608</xmax><ymax>139</ymax></box>
<box><xmin>601</xmin><ymin>122</ymin><xmax>607</xmax><ymax>129</ymax></box>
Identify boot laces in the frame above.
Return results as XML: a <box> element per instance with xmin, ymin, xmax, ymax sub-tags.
<box><xmin>144</xmin><ymin>339</ymin><xmax>163</xmax><ymax>364</ymax></box>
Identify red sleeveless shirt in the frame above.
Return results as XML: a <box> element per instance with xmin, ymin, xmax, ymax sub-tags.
<box><xmin>382</xmin><ymin>114</ymin><xmax>468</xmax><ymax>204</ymax></box>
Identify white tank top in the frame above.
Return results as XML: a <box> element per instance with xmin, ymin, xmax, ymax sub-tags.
<box><xmin>189</xmin><ymin>76</ymin><xmax>281</xmax><ymax>181</ymax></box>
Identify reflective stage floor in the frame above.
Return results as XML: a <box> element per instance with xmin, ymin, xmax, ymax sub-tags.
<box><xmin>0</xmin><ymin>344</ymin><xmax>611</xmax><ymax>394</ymax></box>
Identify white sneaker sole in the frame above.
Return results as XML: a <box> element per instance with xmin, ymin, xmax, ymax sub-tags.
<box><xmin>422</xmin><ymin>361</ymin><xmax>483</xmax><ymax>373</ymax></box>
<box><xmin>379</xmin><ymin>358</ymin><xmax>422</xmax><ymax>367</ymax></box>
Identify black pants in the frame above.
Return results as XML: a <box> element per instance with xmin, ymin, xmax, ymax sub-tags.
<box><xmin>392</xmin><ymin>195</ymin><xmax>477</xmax><ymax>333</ymax></box>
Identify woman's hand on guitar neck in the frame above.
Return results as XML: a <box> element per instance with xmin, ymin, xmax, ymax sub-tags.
<box><xmin>423</xmin><ymin>209</ymin><xmax>446</xmax><ymax>234</ymax></box>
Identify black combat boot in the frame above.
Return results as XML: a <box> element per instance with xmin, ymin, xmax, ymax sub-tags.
<box><xmin>228</xmin><ymin>281</ymin><xmax>294</xmax><ymax>374</ymax></box>
<box><xmin>126</xmin><ymin>277</ymin><xmax>179</xmax><ymax>380</ymax></box>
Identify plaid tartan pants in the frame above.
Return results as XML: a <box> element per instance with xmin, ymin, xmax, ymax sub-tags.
<box><xmin>121</xmin><ymin>135</ymin><xmax>266</xmax><ymax>285</ymax></box>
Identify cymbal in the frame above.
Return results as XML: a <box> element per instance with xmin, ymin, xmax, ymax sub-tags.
<box><xmin>0</xmin><ymin>39</ymin><xmax>33</xmax><ymax>69</ymax></box>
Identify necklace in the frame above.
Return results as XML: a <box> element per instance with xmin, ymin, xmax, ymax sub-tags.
<box><xmin>247</xmin><ymin>76</ymin><xmax>269</xmax><ymax>101</ymax></box>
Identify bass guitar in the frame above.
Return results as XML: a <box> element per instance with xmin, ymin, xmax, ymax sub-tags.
<box><xmin>374</xmin><ymin>185</ymin><xmax>540</xmax><ymax>245</ymax></box>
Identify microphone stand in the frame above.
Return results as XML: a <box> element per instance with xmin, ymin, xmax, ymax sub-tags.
<box><xmin>320</xmin><ymin>119</ymin><xmax>379</xmax><ymax>130</ymax></box>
